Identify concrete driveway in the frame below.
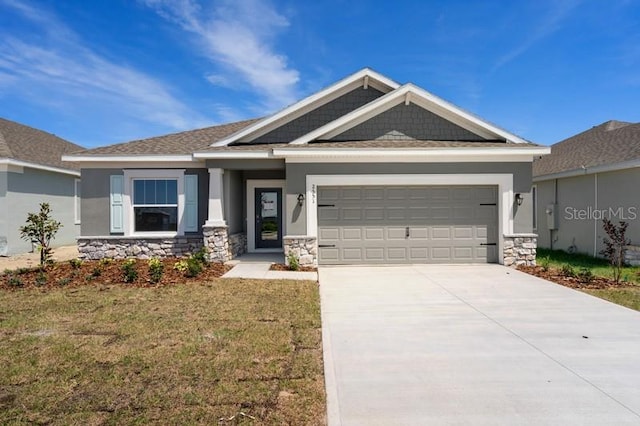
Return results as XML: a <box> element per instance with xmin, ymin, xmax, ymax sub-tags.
<box><xmin>319</xmin><ymin>265</ymin><xmax>640</xmax><ymax>425</ymax></box>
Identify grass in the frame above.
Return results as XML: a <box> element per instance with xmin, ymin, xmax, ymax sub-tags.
<box><xmin>537</xmin><ymin>248</ymin><xmax>640</xmax><ymax>310</ymax></box>
<box><xmin>537</xmin><ymin>248</ymin><xmax>640</xmax><ymax>284</ymax></box>
<box><xmin>0</xmin><ymin>279</ymin><xmax>325</xmax><ymax>425</ymax></box>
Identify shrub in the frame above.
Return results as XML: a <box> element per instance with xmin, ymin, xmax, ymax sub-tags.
<box><xmin>148</xmin><ymin>258</ymin><xmax>164</xmax><ymax>284</ymax></box>
<box><xmin>185</xmin><ymin>257</ymin><xmax>203</xmax><ymax>278</ymax></box>
<box><xmin>58</xmin><ymin>277</ymin><xmax>71</xmax><ymax>286</ymax></box>
<box><xmin>561</xmin><ymin>264</ymin><xmax>576</xmax><ymax>278</ymax></box>
<box><xmin>19</xmin><ymin>203</ymin><xmax>62</xmax><ymax>267</ymax></box>
<box><xmin>191</xmin><ymin>247</ymin><xmax>208</xmax><ymax>265</ymax></box>
<box><xmin>173</xmin><ymin>260</ymin><xmax>189</xmax><ymax>273</ymax></box>
<box><xmin>600</xmin><ymin>219</ymin><xmax>631</xmax><ymax>284</ymax></box>
<box><xmin>35</xmin><ymin>271</ymin><xmax>48</xmax><ymax>286</ymax></box>
<box><xmin>121</xmin><ymin>259</ymin><xmax>138</xmax><ymax>283</ymax></box>
<box><xmin>99</xmin><ymin>258</ymin><xmax>113</xmax><ymax>267</ymax></box>
<box><xmin>287</xmin><ymin>251</ymin><xmax>300</xmax><ymax>271</ymax></box>
<box><xmin>91</xmin><ymin>267</ymin><xmax>102</xmax><ymax>277</ymax></box>
<box><xmin>538</xmin><ymin>255</ymin><xmax>550</xmax><ymax>272</ymax></box>
<box><xmin>7</xmin><ymin>275</ymin><xmax>23</xmax><ymax>287</ymax></box>
<box><xmin>68</xmin><ymin>259</ymin><xmax>83</xmax><ymax>269</ymax></box>
<box><xmin>577</xmin><ymin>267</ymin><xmax>594</xmax><ymax>284</ymax></box>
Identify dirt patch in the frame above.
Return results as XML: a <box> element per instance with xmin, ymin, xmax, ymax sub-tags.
<box><xmin>0</xmin><ymin>258</ymin><xmax>231</xmax><ymax>291</ymax></box>
<box><xmin>0</xmin><ymin>245</ymin><xmax>79</xmax><ymax>273</ymax></box>
<box><xmin>269</xmin><ymin>263</ymin><xmax>317</xmax><ymax>272</ymax></box>
<box><xmin>518</xmin><ymin>265</ymin><xmax>626</xmax><ymax>289</ymax></box>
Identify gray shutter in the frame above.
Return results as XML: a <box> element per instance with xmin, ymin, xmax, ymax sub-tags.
<box><xmin>184</xmin><ymin>174</ymin><xmax>198</xmax><ymax>232</ymax></box>
<box><xmin>110</xmin><ymin>175</ymin><xmax>124</xmax><ymax>233</ymax></box>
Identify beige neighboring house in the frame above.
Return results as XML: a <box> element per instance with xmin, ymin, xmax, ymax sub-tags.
<box><xmin>533</xmin><ymin>120</ymin><xmax>640</xmax><ymax>264</ymax></box>
<box><xmin>0</xmin><ymin>118</ymin><xmax>84</xmax><ymax>256</ymax></box>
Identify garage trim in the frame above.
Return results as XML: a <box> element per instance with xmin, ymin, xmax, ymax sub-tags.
<box><xmin>305</xmin><ymin>174</ymin><xmax>514</xmax><ymax>264</ymax></box>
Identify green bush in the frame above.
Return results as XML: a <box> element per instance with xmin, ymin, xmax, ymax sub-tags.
<box><xmin>35</xmin><ymin>271</ymin><xmax>48</xmax><ymax>286</ymax></box>
<box><xmin>121</xmin><ymin>259</ymin><xmax>138</xmax><ymax>283</ymax></box>
<box><xmin>287</xmin><ymin>251</ymin><xmax>300</xmax><ymax>271</ymax></box>
<box><xmin>185</xmin><ymin>257</ymin><xmax>203</xmax><ymax>278</ymax></box>
<box><xmin>577</xmin><ymin>267</ymin><xmax>594</xmax><ymax>284</ymax></box>
<box><xmin>58</xmin><ymin>277</ymin><xmax>71</xmax><ymax>286</ymax></box>
<box><xmin>538</xmin><ymin>255</ymin><xmax>550</xmax><ymax>272</ymax></box>
<box><xmin>148</xmin><ymin>258</ymin><xmax>164</xmax><ymax>284</ymax></box>
<box><xmin>173</xmin><ymin>260</ymin><xmax>188</xmax><ymax>273</ymax></box>
<box><xmin>68</xmin><ymin>259</ymin><xmax>82</xmax><ymax>269</ymax></box>
<box><xmin>561</xmin><ymin>264</ymin><xmax>576</xmax><ymax>278</ymax></box>
<box><xmin>191</xmin><ymin>247</ymin><xmax>208</xmax><ymax>265</ymax></box>
<box><xmin>7</xmin><ymin>275</ymin><xmax>23</xmax><ymax>287</ymax></box>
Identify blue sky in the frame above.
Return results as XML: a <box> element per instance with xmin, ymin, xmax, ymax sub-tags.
<box><xmin>0</xmin><ymin>0</ymin><xmax>638</xmax><ymax>148</ymax></box>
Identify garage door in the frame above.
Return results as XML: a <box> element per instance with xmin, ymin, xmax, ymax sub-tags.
<box><xmin>317</xmin><ymin>185</ymin><xmax>498</xmax><ymax>264</ymax></box>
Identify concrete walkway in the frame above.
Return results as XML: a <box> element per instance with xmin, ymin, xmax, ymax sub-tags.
<box><xmin>319</xmin><ymin>264</ymin><xmax>640</xmax><ymax>425</ymax></box>
<box><xmin>222</xmin><ymin>253</ymin><xmax>318</xmax><ymax>281</ymax></box>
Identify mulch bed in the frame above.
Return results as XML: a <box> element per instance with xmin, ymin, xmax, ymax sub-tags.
<box><xmin>517</xmin><ymin>265</ymin><xmax>624</xmax><ymax>289</ymax></box>
<box><xmin>269</xmin><ymin>263</ymin><xmax>318</xmax><ymax>272</ymax></box>
<box><xmin>0</xmin><ymin>258</ymin><xmax>232</xmax><ymax>291</ymax></box>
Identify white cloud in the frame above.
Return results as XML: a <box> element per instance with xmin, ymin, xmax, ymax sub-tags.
<box><xmin>0</xmin><ymin>0</ymin><xmax>210</xmax><ymax>132</ymax></box>
<box><xmin>143</xmin><ymin>0</ymin><xmax>300</xmax><ymax>110</ymax></box>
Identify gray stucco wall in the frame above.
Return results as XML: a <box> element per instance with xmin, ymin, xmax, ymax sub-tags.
<box><xmin>224</xmin><ymin>170</ymin><xmax>244</xmax><ymax>234</ymax></box>
<box><xmin>253</xmin><ymin>87</ymin><xmax>384</xmax><ymax>143</ymax></box>
<box><xmin>332</xmin><ymin>104</ymin><xmax>485</xmax><ymax>141</ymax></box>
<box><xmin>81</xmin><ymin>168</ymin><xmax>208</xmax><ymax>237</ymax></box>
<box><xmin>285</xmin><ymin>162</ymin><xmax>533</xmax><ymax>236</ymax></box>
<box><xmin>0</xmin><ymin>172</ymin><xmax>7</xmax><ymax>255</ymax></box>
<box><xmin>2</xmin><ymin>168</ymin><xmax>79</xmax><ymax>255</ymax></box>
<box><xmin>536</xmin><ymin>168</ymin><xmax>640</xmax><ymax>256</ymax></box>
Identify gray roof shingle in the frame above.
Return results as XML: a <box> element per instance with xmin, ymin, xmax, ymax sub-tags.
<box><xmin>533</xmin><ymin>120</ymin><xmax>640</xmax><ymax>177</ymax></box>
<box><xmin>0</xmin><ymin>118</ymin><xmax>84</xmax><ymax>171</ymax></box>
<box><xmin>75</xmin><ymin>119</ymin><xmax>259</xmax><ymax>156</ymax></box>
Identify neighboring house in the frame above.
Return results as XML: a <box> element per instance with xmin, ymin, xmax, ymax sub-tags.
<box><xmin>533</xmin><ymin>120</ymin><xmax>640</xmax><ymax>263</ymax></box>
<box><xmin>0</xmin><ymin>118</ymin><xmax>84</xmax><ymax>256</ymax></box>
<box><xmin>63</xmin><ymin>69</ymin><xmax>548</xmax><ymax>266</ymax></box>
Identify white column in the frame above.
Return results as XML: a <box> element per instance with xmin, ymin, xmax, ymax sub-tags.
<box><xmin>205</xmin><ymin>168</ymin><xmax>226</xmax><ymax>227</ymax></box>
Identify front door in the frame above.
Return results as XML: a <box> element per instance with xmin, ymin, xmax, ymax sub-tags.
<box><xmin>255</xmin><ymin>188</ymin><xmax>283</xmax><ymax>249</ymax></box>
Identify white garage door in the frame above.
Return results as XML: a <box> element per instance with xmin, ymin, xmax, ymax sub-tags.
<box><xmin>317</xmin><ymin>185</ymin><xmax>498</xmax><ymax>264</ymax></box>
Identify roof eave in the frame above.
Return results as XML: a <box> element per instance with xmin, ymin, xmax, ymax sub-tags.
<box><xmin>534</xmin><ymin>158</ymin><xmax>640</xmax><ymax>181</ymax></box>
<box><xmin>0</xmin><ymin>158</ymin><xmax>80</xmax><ymax>176</ymax></box>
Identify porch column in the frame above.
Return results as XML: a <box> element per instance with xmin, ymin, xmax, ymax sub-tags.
<box><xmin>205</xmin><ymin>168</ymin><xmax>226</xmax><ymax>227</ymax></box>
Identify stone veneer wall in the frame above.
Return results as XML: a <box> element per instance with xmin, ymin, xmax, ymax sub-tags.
<box><xmin>625</xmin><ymin>245</ymin><xmax>640</xmax><ymax>266</ymax></box>
<box><xmin>203</xmin><ymin>226</ymin><xmax>247</xmax><ymax>262</ymax></box>
<box><xmin>284</xmin><ymin>236</ymin><xmax>317</xmax><ymax>266</ymax></box>
<box><xmin>503</xmin><ymin>234</ymin><xmax>537</xmax><ymax>267</ymax></box>
<box><xmin>78</xmin><ymin>237</ymin><xmax>203</xmax><ymax>260</ymax></box>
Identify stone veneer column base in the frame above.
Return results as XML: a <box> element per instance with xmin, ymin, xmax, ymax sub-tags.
<box><xmin>202</xmin><ymin>226</ymin><xmax>247</xmax><ymax>263</ymax></box>
<box><xmin>283</xmin><ymin>236</ymin><xmax>318</xmax><ymax>266</ymax></box>
<box><xmin>77</xmin><ymin>236</ymin><xmax>204</xmax><ymax>260</ymax></box>
<box><xmin>503</xmin><ymin>234</ymin><xmax>537</xmax><ymax>267</ymax></box>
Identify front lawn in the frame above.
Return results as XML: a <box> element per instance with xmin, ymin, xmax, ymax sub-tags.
<box><xmin>521</xmin><ymin>248</ymin><xmax>640</xmax><ymax>311</ymax></box>
<box><xmin>0</xmin><ymin>279</ymin><xmax>325</xmax><ymax>424</ymax></box>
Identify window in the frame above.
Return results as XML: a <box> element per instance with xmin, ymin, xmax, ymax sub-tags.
<box><xmin>74</xmin><ymin>179</ymin><xmax>81</xmax><ymax>224</ymax></box>
<box><xmin>532</xmin><ymin>185</ymin><xmax>537</xmax><ymax>230</ymax></box>
<box><xmin>132</xmin><ymin>179</ymin><xmax>178</xmax><ymax>232</ymax></box>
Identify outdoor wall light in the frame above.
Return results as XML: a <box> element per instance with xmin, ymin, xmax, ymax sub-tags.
<box><xmin>297</xmin><ymin>193</ymin><xmax>305</xmax><ymax>206</ymax></box>
<box><xmin>515</xmin><ymin>193</ymin><xmax>524</xmax><ymax>206</ymax></box>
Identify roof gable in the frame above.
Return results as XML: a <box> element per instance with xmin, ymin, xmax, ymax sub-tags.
<box><xmin>0</xmin><ymin>118</ymin><xmax>84</xmax><ymax>171</ymax></box>
<box><xmin>290</xmin><ymin>84</ymin><xmax>530</xmax><ymax>145</ymax></box>
<box><xmin>533</xmin><ymin>120</ymin><xmax>640</xmax><ymax>178</ymax></box>
<box><xmin>211</xmin><ymin>68</ymin><xmax>400</xmax><ymax>147</ymax></box>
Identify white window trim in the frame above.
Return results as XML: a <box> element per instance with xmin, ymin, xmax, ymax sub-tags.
<box><xmin>123</xmin><ymin>169</ymin><xmax>185</xmax><ymax>237</ymax></box>
<box><xmin>305</xmin><ymin>174</ymin><xmax>514</xmax><ymax>265</ymax></box>
<box><xmin>246</xmin><ymin>179</ymin><xmax>286</xmax><ymax>253</ymax></box>
<box><xmin>74</xmin><ymin>179</ymin><xmax>81</xmax><ymax>225</ymax></box>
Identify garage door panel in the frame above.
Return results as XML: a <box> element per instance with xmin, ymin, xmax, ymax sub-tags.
<box><xmin>318</xmin><ymin>185</ymin><xmax>498</xmax><ymax>264</ymax></box>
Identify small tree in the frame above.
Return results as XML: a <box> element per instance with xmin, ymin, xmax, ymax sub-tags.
<box><xmin>19</xmin><ymin>203</ymin><xmax>62</xmax><ymax>267</ymax></box>
<box><xmin>600</xmin><ymin>219</ymin><xmax>630</xmax><ymax>284</ymax></box>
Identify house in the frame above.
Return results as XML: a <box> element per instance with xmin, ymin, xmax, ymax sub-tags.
<box><xmin>63</xmin><ymin>69</ymin><xmax>549</xmax><ymax>266</ymax></box>
<box><xmin>533</xmin><ymin>120</ymin><xmax>640</xmax><ymax>264</ymax></box>
<box><xmin>0</xmin><ymin>118</ymin><xmax>84</xmax><ymax>255</ymax></box>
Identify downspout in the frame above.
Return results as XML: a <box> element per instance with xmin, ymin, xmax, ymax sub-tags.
<box><xmin>550</xmin><ymin>178</ymin><xmax>558</xmax><ymax>250</ymax></box>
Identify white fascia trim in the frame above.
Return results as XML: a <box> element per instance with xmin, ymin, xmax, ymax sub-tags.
<box><xmin>211</xmin><ymin>68</ymin><xmax>400</xmax><ymax>147</ymax></box>
<box><xmin>289</xmin><ymin>84</ymin><xmax>531</xmax><ymax>145</ymax></box>
<box><xmin>62</xmin><ymin>155</ymin><xmax>194</xmax><ymax>163</ymax></box>
<box><xmin>80</xmin><ymin>161</ymin><xmax>203</xmax><ymax>169</ymax></box>
<box><xmin>192</xmin><ymin>151</ymin><xmax>273</xmax><ymax>159</ymax></box>
<box><xmin>305</xmin><ymin>174</ymin><xmax>514</xmax><ymax>265</ymax></box>
<box><xmin>0</xmin><ymin>158</ymin><xmax>80</xmax><ymax>176</ymax></box>
<box><xmin>273</xmin><ymin>147</ymin><xmax>550</xmax><ymax>162</ymax></box>
<box><xmin>533</xmin><ymin>158</ymin><xmax>640</xmax><ymax>182</ymax></box>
